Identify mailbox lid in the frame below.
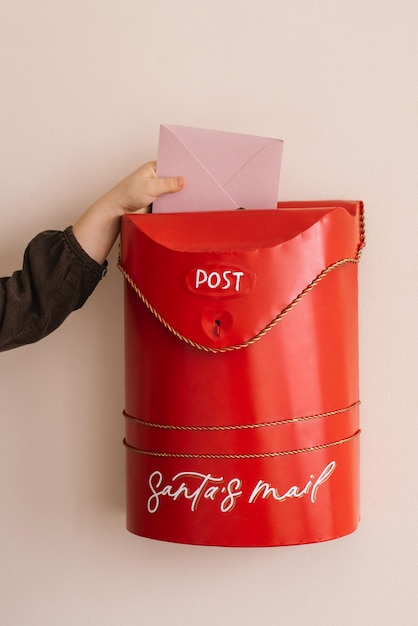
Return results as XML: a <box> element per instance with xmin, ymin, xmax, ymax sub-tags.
<box><xmin>120</xmin><ymin>202</ymin><xmax>363</xmax><ymax>350</ymax></box>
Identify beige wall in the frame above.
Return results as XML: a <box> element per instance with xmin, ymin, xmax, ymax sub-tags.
<box><xmin>1</xmin><ymin>1</ymin><xmax>417</xmax><ymax>624</ymax></box>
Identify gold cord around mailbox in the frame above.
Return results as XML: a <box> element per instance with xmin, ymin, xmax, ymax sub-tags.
<box><xmin>124</xmin><ymin>400</ymin><xmax>360</xmax><ymax>432</ymax></box>
<box><xmin>118</xmin><ymin>208</ymin><xmax>365</xmax><ymax>354</ymax></box>
<box><xmin>123</xmin><ymin>429</ymin><xmax>361</xmax><ymax>460</ymax></box>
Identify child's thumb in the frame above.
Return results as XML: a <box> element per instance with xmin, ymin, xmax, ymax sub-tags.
<box><xmin>162</xmin><ymin>176</ymin><xmax>186</xmax><ymax>194</ymax></box>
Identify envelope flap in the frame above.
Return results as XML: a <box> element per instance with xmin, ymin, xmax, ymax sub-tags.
<box><xmin>120</xmin><ymin>203</ymin><xmax>363</xmax><ymax>350</ymax></box>
<box><xmin>164</xmin><ymin>124</ymin><xmax>281</xmax><ymax>184</ymax></box>
<box><xmin>223</xmin><ymin>142</ymin><xmax>284</xmax><ymax>209</ymax></box>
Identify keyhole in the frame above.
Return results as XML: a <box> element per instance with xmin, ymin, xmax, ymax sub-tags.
<box><xmin>201</xmin><ymin>310</ymin><xmax>232</xmax><ymax>340</ymax></box>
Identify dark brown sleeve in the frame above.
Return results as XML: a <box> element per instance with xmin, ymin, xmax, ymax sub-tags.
<box><xmin>0</xmin><ymin>226</ymin><xmax>107</xmax><ymax>352</ymax></box>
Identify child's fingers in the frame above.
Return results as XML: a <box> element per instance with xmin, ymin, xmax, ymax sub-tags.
<box><xmin>147</xmin><ymin>176</ymin><xmax>186</xmax><ymax>198</ymax></box>
<box><xmin>164</xmin><ymin>176</ymin><xmax>186</xmax><ymax>193</ymax></box>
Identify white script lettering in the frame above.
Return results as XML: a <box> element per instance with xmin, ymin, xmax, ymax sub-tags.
<box><xmin>147</xmin><ymin>471</ymin><xmax>242</xmax><ymax>514</ymax></box>
<box><xmin>147</xmin><ymin>462</ymin><xmax>337</xmax><ymax>514</ymax></box>
<box><xmin>248</xmin><ymin>461</ymin><xmax>337</xmax><ymax>505</ymax></box>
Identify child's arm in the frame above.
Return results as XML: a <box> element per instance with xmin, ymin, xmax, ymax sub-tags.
<box><xmin>0</xmin><ymin>162</ymin><xmax>184</xmax><ymax>352</ymax></box>
<box><xmin>73</xmin><ymin>161</ymin><xmax>185</xmax><ymax>264</ymax></box>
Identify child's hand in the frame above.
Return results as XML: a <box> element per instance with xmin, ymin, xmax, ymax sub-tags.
<box><xmin>104</xmin><ymin>161</ymin><xmax>185</xmax><ymax>216</ymax></box>
<box><xmin>73</xmin><ymin>161</ymin><xmax>185</xmax><ymax>264</ymax></box>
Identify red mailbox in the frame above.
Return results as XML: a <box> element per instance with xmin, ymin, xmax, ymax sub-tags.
<box><xmin>119</xmin><ymin>201</ymin><xmax>365</xmax><ymax>546</ymax></box>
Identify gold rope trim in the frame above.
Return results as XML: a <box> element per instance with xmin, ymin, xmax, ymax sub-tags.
<box><xmin>123</xmin><ymin>400</ymin><xmax>360</xmax><ymax>432</ymax></box>
<box><xmin>118</xmin><ymin>207</ymin><xmax>365</xmax><ymax>354</ymax></box>
<box><xmin>123</xmin><ymin>430</ymin><xmax>361</xmax><ymax>460</ymax></box>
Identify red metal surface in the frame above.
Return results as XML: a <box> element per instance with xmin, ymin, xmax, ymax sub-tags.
<box><xmin>120</xmin><ymin>202</ymin><xmax>363</xmax><ymax>546</ymax></box>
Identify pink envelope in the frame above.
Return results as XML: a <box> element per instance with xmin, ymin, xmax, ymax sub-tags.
<box><xmin>153</xmin><ymin>124</ymin><xmax>284</xmax><ymax>213</ymax></box>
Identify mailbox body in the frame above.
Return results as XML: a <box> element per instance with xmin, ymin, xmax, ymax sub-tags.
<box><xmin>120</xmin><ymin>202</ymin><xmax>363</xmax><ymax>546</ymax></box>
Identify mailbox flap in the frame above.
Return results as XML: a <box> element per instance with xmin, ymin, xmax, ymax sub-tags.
<box><xmin>120</xmin><ymin>202</ymin><xmax>363</xmax><ymax>350</ymax></box>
